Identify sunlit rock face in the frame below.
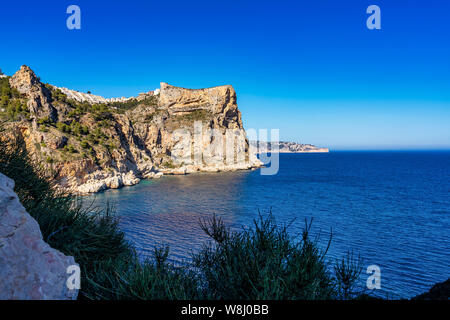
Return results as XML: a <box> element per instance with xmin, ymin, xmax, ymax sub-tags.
<box><xmin>0</xmin><ymin>173</ymin><xmax>79</xmax><ymax>300</ymax></box>
<box><xmin>2</xmin><ymin>66</ymin><xmax>261</xmax><ymax>194</ymax></box>
<box><xmin>10</xmin><ymin>65</ymin><xmax>58</xmax><ymax>122</ymax></box>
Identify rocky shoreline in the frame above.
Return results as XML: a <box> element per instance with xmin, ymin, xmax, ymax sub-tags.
<box><xmin>76</xmin><ymin>163</ymin><xmax>261</xmax><ymax>195</ymax></box>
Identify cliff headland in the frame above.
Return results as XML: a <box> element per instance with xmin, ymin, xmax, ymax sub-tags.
<box><xmin>250</xmin><ymin>141</ymin><xmax>329</xmax><ymax>153</ymax></box>
<box><xmin>0</xmin><ymin>66</ymin><xmax>262</xmax><ymax>194</ymax></box>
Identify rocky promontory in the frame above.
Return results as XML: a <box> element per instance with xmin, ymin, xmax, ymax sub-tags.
<box><xmin>0</xmin><ymin>66</ymin><xmax>262</xmax><ymax>194</ymax></box>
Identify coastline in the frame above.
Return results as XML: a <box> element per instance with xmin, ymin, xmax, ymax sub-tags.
<box><xmin>250</xmin><ymin>141</ymin><xmax>329</xmax><ymax>154</ymax></box>
<box><xmin>255</xmin><ymin>149</ymin><xmax>330</xmax><ymax>154</ymax></box>
<box><xmin>73</xmin><ymin>162</ymin><xmax>263</xmax><ymax>195</ymax></box>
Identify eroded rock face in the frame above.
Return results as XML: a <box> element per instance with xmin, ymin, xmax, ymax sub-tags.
<box><xmin>10</xmin><ymin>65</ymin><xmax>58</xmax><ymax>122</ymax></box>
<box><xmin>4</xmin><ymin>66</ymin><xmax>262</xmax><ymax>194</ymax></box>
<box><xmin>46</xmin><ymin>134</ymin><xmax>68</xmax><ymax>150</ymax></box>
<box><xmin>159</xmin><ymin>82</ymin><xmax>243</xmax><ymax>129</ymax></box>
<box><xmin>0</xmin><ymin>173</ymin><xmax>79</xmax><ymax>300</ymax></box>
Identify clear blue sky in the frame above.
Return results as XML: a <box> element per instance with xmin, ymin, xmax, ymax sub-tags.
<box><xmin>1</xmin><ymin>0</ymin><xmax>449</xmax><ymax>150</ymax></box>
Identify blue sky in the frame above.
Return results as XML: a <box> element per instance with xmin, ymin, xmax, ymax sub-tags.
<box><xmin>1</xmin><ymin>0</ymin><xmax>449</xmax><ymax>149</ymax></box>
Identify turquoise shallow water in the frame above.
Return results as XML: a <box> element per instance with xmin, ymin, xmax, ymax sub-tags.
<box><xmin>86</xmin><ymin>152</ymin><xmax>450</xmax><ymax>299</ymax></box>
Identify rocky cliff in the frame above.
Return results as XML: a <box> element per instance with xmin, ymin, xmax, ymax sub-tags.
<box><xmin>0</xmin><ymin>66</ymin><xmax>261</xmax><ymax>194</ymax></box>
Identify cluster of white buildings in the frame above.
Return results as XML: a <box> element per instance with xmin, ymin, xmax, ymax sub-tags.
<box><xmin>52</xmin><ymin>85</ymin><xmax>160</xmax><ymax>104</ymax></box>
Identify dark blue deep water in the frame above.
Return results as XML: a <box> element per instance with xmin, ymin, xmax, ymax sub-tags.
<box><xmin>86</xmin><ymin>152</ymin><xmax>450</xmax><ymax>299</ymax></box>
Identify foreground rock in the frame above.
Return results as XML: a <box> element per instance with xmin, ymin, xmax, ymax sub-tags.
<box><xmin>0</xmin><ymin>173</ymin><xmax>79</xmax><ymax>300</ymax></box>
<box><xmin>1</xmin><ymin>66</ymin><xmax>262</xmax><ymax>194</ymax></box>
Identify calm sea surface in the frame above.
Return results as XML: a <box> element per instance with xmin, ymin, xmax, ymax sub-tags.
<box><xmin>85</xmin><ymin>152</ymin><xmax>450</xmax><ymax>298</ymax></box>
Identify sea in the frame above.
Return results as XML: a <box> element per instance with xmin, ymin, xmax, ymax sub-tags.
<box><xmin>85</xmin><ymin>151</ymin><xmax>450</xmax><ymax>299</ymax></box>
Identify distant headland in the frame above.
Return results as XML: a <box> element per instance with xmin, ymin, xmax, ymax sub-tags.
<box><xmin>250</xmin><ymin>141</ymin><xmax>329</xmax><ymax>153</ymax></box>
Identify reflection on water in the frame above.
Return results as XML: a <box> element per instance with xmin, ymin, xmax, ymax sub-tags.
<box><xmin>85</xmin><ymin>152</ymin><xmax>450</xmax><ymax>298</ymax></box>
<box><xmin>87</xmin><ymin>172</ymin><xmax>253</xmax><ymax>262</ymax></box>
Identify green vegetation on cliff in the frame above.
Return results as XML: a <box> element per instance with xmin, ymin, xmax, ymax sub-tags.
<box><xmin>0</xmin><ymin>77</ymin><xmax>29</xmax><ymax>121</ymax></box>
<box><xmin>25</xmin><ymin>85</ymin><xmax>159</xmax><ymax>164</ymax></box>
<box><xmin>109</xmin><ymin>95</ymin><xmax>158</xmax><ymax>112</ymax></box>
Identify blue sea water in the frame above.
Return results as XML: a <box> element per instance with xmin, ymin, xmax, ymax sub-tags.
<box><xmin>86</xmin><ymin>152</ymin><xmax>450</xmax><ymax>299</ymax></box>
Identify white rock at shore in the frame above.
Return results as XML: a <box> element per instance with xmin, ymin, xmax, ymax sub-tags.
<box><xmin>74</xmin><ymin>169</ymin><xmax>166</xmax><ymax>194</ymax></box>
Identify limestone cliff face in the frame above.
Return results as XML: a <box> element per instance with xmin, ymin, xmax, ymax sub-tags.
<box><xmin>159</xmin><ymin>82</ymin><xmax>243</xmax><ymax>129</ymax></box>
<box><xmin>2</xmin><ymin>66</ymin><xmax>261</xmax><ymax>194</ymax></box>
<box><xmin>10</xmin><ymin>65</ymin><xmax>58</xmax><ymax>122</ymax></box>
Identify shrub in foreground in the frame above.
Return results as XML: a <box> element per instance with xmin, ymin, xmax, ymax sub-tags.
<box><xmin>194</xmin><ymin>214</ymin><xmax>363</xmax><ymax>299</ymax></box>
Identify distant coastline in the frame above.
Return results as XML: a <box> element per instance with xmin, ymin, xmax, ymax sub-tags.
<box><xmin>250</xmin><ymin>141</ymin><xmax>329</xmax><ymax>154</ymax></box>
